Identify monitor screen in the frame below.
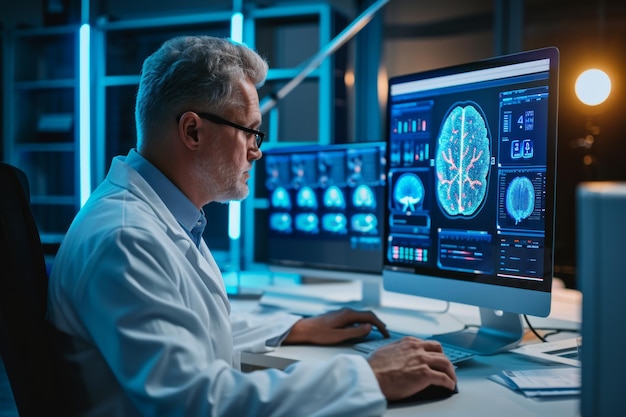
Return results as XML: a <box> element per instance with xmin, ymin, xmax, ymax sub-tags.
<box><xmin>262</xmin><ymin>142</ymin><xmax>386</xmax><ymax>278</ymax></box>
<box><xmin>382</xmin><ymin>47</ymin><xmax>559</xmax><ymax>354</ymax></box>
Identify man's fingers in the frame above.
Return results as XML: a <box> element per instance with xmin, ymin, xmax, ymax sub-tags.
<box><xmin>328</xmin><ymin>308</ymin><xmax>389</xmax><ymax>337</ymax></box>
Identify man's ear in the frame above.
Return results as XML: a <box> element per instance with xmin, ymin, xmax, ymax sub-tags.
<box><xmin>178</xmin><ymin>111</ymin><xmax>201</xmax><ymax>150</ymax></box>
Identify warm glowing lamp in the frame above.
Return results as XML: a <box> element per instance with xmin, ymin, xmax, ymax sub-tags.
<box><xmin>573</xmin><ymin>69</ymin><xmax>611</xmax><ymax>178</ymax></box>
<box><xmin>575</xmin><ymin>69</ymin><xmax>611</xmax><ymax>106</ymax></box>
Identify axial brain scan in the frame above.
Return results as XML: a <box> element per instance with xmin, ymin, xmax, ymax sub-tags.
<box><xmin>435</xmin><ymin>103</ymin><xmax>491</xmax><ymax>217</ymax></box>
<box><xmin>506</xmin><ymin>176</ymin><xmax>536</xmax><ymax>225</ymax></box>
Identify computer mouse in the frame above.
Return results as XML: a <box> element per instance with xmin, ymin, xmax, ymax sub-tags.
<box><xmin>392</xmin><ymin>384</ymin><xmax>458</xmax><ymax>404</ymax></box>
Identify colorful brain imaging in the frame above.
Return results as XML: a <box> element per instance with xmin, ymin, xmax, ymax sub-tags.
<box><xmin>351</xmin><ymin>213</ymin><xmax>378</xmax><ymax>234</ymax></box>
<box><xmin>322</xmin><ymin>213</ymin><xmax>348</xmax><ymax>233</ymax></box>
<box><xmin>271</xmin><ymin>187</ymin><xmax>291</xmax><ymax>209</ymax></box>
<box><xmin>352</xmin><ymin>184</ymin><xmax>376</xmax><ymax>209</ymax></box>
<box><xmin>295</xmin><ymin>213</ymin><xmax>319</xmax><ymax>233</ymax></box>
<box><xmin>505</xmin><ymin>176</ymin><xmax>535</xmax><ymax>225</ymax></box>
<box><xmin>296</xmin><ymin>186</ymin><xmax>318</xmax><ymax>209</ymax></box>
<box><xmin>393</xmin><ymin>173</ymin><xmax>425</xmax><ymax>212</ymax></box>
<box><xmin>323</xmin><ymin>186</ymin><xmax>346</xmax><ymax>209</ymax></box>
<box><xmin>435</xmin><ymin>103</ymin><xmax>490</xmax><ymax>217</ymax></box>
<box><xmin>269</xmin><ymin>212</ymin><xmax>292</xmax><ymax>232</ymax></box>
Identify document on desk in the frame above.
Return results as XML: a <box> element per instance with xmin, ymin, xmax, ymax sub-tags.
<box><xmin>488</xmin><ymin>367</ymin><xmax>580</xmax><ymax>397</ymax></box>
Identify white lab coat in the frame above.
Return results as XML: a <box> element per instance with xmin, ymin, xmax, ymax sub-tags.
<box><xmin>47</xmin><ymin>154</ymin><xmax>386</xmax><ymax>417</ymax></box>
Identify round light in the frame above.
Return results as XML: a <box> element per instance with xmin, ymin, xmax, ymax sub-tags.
<box><xmin>575</xmin><ymin>69</ymin><xmax>611</xmax><ymax>106</ymax></box>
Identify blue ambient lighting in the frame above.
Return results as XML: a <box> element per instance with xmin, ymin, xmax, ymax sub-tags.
<box><xmin>79</xmin><ymin>23</ymin><xmax>91</xmax><ymax>207</ymax></box>
<box><xmin>228</xmin><ymin>11</ymin><xmax>244</xmax><ymax>241</ymax></box>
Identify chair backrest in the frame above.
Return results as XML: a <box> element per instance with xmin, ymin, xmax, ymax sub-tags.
<box><xmin>0</xmin><ymin>163</ymin><xmax>60</xmax><ymax>416</ymax></box>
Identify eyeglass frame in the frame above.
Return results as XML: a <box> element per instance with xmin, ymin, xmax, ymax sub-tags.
<box><xmin>176</xmin><ymin>111</ymin><xmax>265</xmax><ymax>148</ymax></box>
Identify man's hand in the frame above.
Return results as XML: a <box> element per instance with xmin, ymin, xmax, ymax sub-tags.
<box><xmin>367</xmin><ymin>337</ymin><xmax>457</xmax><ymax>401</ymax></box>
<box><xmin>283</xmin><ymin>307</ymin><xmax>390</xmax><ymax>345</ymax></box>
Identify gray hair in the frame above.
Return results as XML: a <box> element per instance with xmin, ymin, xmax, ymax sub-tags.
<box><xmin>135</xmin><ymin>35</ymin><xmax>268</xmax><ymax>146</ymax></box>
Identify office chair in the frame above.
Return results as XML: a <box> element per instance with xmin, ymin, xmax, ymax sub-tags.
<box><xmin>0</xmin><ymin>162</ymin><xmax>61</xmax><ymax>416</ymax></box>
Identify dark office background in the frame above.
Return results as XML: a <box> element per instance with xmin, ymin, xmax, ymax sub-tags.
<box><xmin>1</xmin><ymin>0</ymin><xmax>625</xmax><ymax>289</ymax></box>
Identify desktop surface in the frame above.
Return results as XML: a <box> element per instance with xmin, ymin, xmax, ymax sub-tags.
<box><xmin>242</xmin><ymin>347</ymin><xmax>579</xmax><ymax>417</ymax></box>
<box><xmin>236</xmin><ymin>280</ymin><xmax>581</xmax><ymax>417</ymax></box>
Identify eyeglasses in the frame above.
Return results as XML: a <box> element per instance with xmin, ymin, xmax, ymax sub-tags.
<box><xmin>176</xmin><ymin>111</ymin><xmax>265</xmax><ymax>149</ymax></box>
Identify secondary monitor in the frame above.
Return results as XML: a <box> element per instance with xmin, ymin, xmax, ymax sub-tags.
<box><xmin>382</xmin><ymin>47</ymin><xmax>560</xmax><ymax>354</ymax></box>
<box><xmin>261</xmin><ymin>141</ymin><xmax>386</xmax><ymax>305</ymax></box>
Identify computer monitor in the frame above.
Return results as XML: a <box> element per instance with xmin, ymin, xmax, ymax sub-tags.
<box><xmin>382</xmin><ymin>47</ymin><xmax>560</xmax><ymax>355</ymax></box>
<box><xmin>261</xmin><ymin>141</ymin><xmax>386</xmax><ymax>305</ymax></box>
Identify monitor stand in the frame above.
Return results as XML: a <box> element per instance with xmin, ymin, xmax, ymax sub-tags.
<box><xmin>429</xmin><ymin>307</ymin><xmax>524</xmax><ymax>355</ymax></box>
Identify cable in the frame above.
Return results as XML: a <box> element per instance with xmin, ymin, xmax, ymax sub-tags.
<box><xmin>523</xmin><ymin>314</ymin><xmax>547</xmax><ymax>342</ymax></box>
<box><xmin>523</xmin><ymin>314</ymin><xmax>580</xmax><ymax>342</ymax></box>
<box><xmin>523</xmin><ymin>315</ymin><xmax>580</xmax><ymax>342</ymax></box>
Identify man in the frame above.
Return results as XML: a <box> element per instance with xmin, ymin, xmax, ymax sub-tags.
<box><xmin>47</xmin><ymin>35</ymin><xmax>456</xmax><ymax>417</ymax></box>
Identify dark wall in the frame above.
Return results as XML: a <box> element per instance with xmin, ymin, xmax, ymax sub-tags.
<box><xmin>524</xmin><ymin>0</ymin><xmax>626</xmax><ymax>287</ymax></box>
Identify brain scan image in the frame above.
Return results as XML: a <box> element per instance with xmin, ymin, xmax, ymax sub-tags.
<box><xmin>393</xmin><ymin>173</ymin><xmax>425</xmax><ymax>212</ymax></box>
<box><xmin>322</xmin><ymin>213</ymin><xmax>348</xmax><ymax>233</ymax></box>
<box><xmin>505</xmin><ymin>176</ymin><xmax>535</xmax><ymax>225</ymax></box>
<box><xmin>318</xmin><ymin>157</ymin><xmax>333</xmax><ymax>187</ymax></box>
<box><xmin>435</xmin><ymin>103</ymin><xmax>491</xmax><ymax>217</ymax></box>
<box><xmin>269</xmin><ymin>212</ymin><xmax>292</xmax><ymax>233</ymax></box>
<box><xmin>323</xmin><ymin>186</ymin><xmax>346</xmax><ymax>209</ymax></box>
<box><xmin>347</xmin><ymin>155</ymin><xmax>363</xmax><ymax>185</ymax></box>
<box><xmin>295</xmin><ymin>213</ymin><xmax>319</xmax><ymax>233</ymax></box>
<box><xmin>296</xmin><ymin>186</ymin><xmax>318</xmax><ymax>209</ymax></box>
<box><xmin>352</xmin><ymin>184</ymin><xmax>376</xmax><ymax>209</ymax></box>
<box><xmin>265</xmin><ymin>162</ymin><xmax>281</xmax><ymax>190</ymax></box>
<box><xmin>270</xmin><ymin>187</ymin><xmax>291</xmax><ymax>209</ymax></box>
<box><xmin>290</xmin><ymin>160</ymin><xmax>306</xmax><ymax>188</ymax></box>
<box><xmin>351</xmin><ymin>213</ymin><xmax>378</xmax><ymax>234</ymax></box>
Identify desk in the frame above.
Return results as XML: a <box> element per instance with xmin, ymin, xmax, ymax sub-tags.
<box><xmin>236</xmin><ymin>281</ymin><xmax>582</xmax><ymax>417</ymax></box>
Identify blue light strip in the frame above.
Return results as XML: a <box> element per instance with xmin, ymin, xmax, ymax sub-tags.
<box><xmin>79</xmin><ymin>23</ymin><xmax>92</xmax><ymax>207</ymax></box>
<box><xmin>228</xmin><ymin>200</ymin><xmax>241</xmax><ymax>240</ymax></box>
<box><xmin>228</xmin><ymin>9</ymin><xmax>244</xmax><ymax>240</ymax></box>
<box><xmin>230</xmin><ymin>12</ymin><xmax>244</xmax><ymax>42</ymax></box>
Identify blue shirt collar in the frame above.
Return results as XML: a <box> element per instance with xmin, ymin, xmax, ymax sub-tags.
<box><xmin>125</xmin><ymin>149</ymin><xmax>206</xmax><ymax>246</ymax></box>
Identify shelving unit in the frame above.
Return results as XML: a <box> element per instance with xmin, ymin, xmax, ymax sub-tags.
<box><xmin>245</xmin><ymin>3</ymin><xmax>348</xmax><ymax>146</ymax></box>
<box><xmin>2</xmin><ymin>3</ymin><xmax>350</xmax><ymax>266</ymax></box>
<box><xmin>242</xmin><ymin>3</ymin><xmax>349</xmax><ymax>270</ymax></box>
<box><xmin>3</xmin><ymin>25</ymin><xmax>81</xmax><ymax>245</ymax></box>
<box><xmin>93</xmin><ymin>12</ymin><xmax>233</xmax><ymax>183</ymax></box>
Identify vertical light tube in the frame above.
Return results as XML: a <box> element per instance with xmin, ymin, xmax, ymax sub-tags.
<box><xmin>228</xmin><ymin>6</ymin><xmax>244</xmax><ymax>241</ymax></box>
<box><xmin>230</xmin><ymin>12</ymin><xmax>244</xmax><ymax>43</ymax></box>
<box><xmin>228</xmin><ymin>200</ymin><xmax>241</xmax><ymax>240</ymax></box>
<box><xmin>79</xmin><ymin>23</ymin><xmax>91</xmax><ymax>207</ymax></box>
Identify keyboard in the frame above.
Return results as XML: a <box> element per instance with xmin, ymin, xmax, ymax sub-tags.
<box><xmin>352</xmin><ymin>334</ymin><xmax>475</xmax><ymax>364</ymax></box>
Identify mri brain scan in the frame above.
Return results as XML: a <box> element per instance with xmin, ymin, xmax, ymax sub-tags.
<box><xmin>352</xmin><ymin>184</ymin><xmax>376</xmax><ymax>209</ymax></box>
<box><xmin>506</xmin><ymin>176</ymin><xmax>536</xmax><ymax>225</ymax></box>
<box><xmin>435</xmin><ymin>103</ymin><xmax>491</xmax><ymax>217</ymax></box>
<box><xmin>296</xmin><ymin>186</ymin><xmax>318</xmax><ymax>209</ymax></box>
<box><xmin>393</xmin><ymin>173</ymin><xmax>425</xmax><ymax>212</ymax></box>
<box><xmin>323</xmin><ymin>186</ymin><xmax>346</xmax><ymax>209</ymax></box>
<box><xmin>271</xmin><ymin>187</ymin><xmax>291</xmax><ymax>209</ymax></box>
